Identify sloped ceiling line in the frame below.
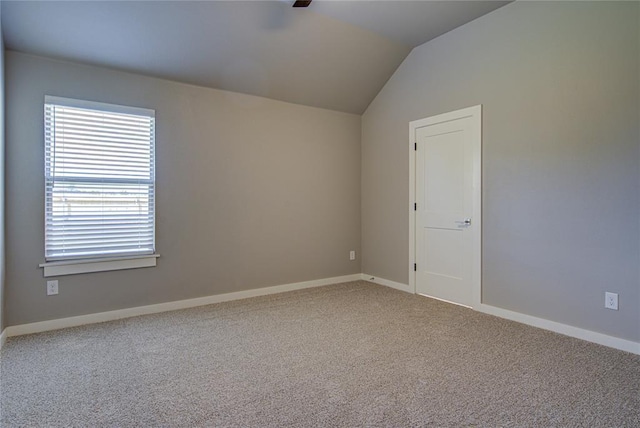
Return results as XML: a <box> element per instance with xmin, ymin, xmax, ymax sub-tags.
<box><xmin>1</xmin><ymin>1</ymin><xmax>509</xmax><ymax>114</ymax></box>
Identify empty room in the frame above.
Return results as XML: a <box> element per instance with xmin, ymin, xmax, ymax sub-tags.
<box><xmin>0</xmin><ymin>0</ymin><xmax>638</xmax><ymax>426</ymax></box>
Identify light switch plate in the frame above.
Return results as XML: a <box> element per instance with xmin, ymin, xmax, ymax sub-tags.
<box><xmin>47</xmin><ymin>280</ymin><xmax>59</xmax><ymax>296</ymax></box>
<box><xmin>605</xmin><ymin>292</ymin><xmax>618</xmax><ymax>310</ymax></box>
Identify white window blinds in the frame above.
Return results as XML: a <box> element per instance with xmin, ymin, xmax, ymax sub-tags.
<box><xmin>44</xmin><ymin>96</ymin><xmax>156</xmax><ymax>261</ymax></box>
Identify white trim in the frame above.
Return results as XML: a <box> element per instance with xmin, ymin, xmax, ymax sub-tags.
<box><xmin>363</xmin><ymin>274</ymin><xmax>639</xmax><ymax>356</ymax></box>
<box><xmin>5</xmin><ymin>273</ymin><xmax>636</xmax><ymax>356</ymax></box>
<box><xmin>408</xmin><ymin>121</ymin><xmax>416</xmax><ymax>290</ymax></box>
<box><xmin>40</xmin><ymin>254</ymin><xmax>160</xmax><ymax>267</ymax></box>
<box><xmin>5</xmin><ymin>274</ymin><xmax>362</xmax><ymax>337</ymax></box>
<box><xmin>409</xmin><ymin>105</ymin><xmax>482</xmax><ymax>308</ymax></box>
<box><xmin>477</xmin><ymin>303</ymin><xmax>640</xmax><ymax>355</ymax></box>
<box><xmin>44</xmin><ymin>95</ymin><xmax>155</xmax><ymax>117</ymax></box>
<box><xmin>40</xmin><ymin>254</ymin><xmax>160</xmax><ymax>277</ymax></box>
<box><xmin>417</xmin><ymin>293</ymin><xmax>472</xmax><ymax>309</ymax></box>
<box><xmin>361</xmin><ymin>273</ymin><xmax>412</xmax><ymax>293</ymax></box>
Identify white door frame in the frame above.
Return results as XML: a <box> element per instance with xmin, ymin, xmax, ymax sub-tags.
<box><xmin>409</xmin><ymin>105</ymin><xmax>482</xmax><ymax>308</ymax></box>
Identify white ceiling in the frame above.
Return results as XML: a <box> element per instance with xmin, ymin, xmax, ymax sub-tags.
<box><xmin>311</xmin><ymin>1</ymin><xmax>510</xmax><ymax>48</ymax></box>
<box><xmin>2</xmin><ymin>1</ymin><xmax>509</xmax><ymax>114</ymax></box>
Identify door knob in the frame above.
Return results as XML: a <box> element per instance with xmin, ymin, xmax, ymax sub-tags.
<box><xmin>456</xmin><ymin>218</ymin><xmax>471</xmax><ymax>225</ymax></box>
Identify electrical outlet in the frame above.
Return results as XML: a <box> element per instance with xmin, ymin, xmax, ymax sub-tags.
<box><xmin>605</xmin><ymin>292</ymin><xmax>618</xmax><ymax>310</ymax></box>
<box><xmin>47</xmin><ymin>280</ymin><xmax>59</xmax><ymax>296</ymax></box>
<box><xmin>349</xmin><ymin>250</ymin><xmax>356</xmax><ymax>261</ymax></box>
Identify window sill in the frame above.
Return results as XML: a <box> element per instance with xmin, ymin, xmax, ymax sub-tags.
<box><xmin>39</xmin><ymin>254</ymin><xmax>160</xmax><ymax>277</ymax></box>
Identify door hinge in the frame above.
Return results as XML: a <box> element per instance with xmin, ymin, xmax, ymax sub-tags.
<box><xmin>414</xmin><ymin>142</ymin><xmax>417</xmax><ymax>151</ymax></box>
<box><xmin>414</xmin><ymin>263</ymin><xmax>417</xmax><ymax>272</ymax></box>
<box><xmin>414</xmin><ymin>203</ymin><xmax>417</xmax><ymax>211</ymax></box>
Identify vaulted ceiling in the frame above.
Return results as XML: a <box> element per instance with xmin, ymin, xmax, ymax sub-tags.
<box><xmin>2</xmin><ymin>1</ymin><xmax>509</xmax><ymax>114</ymax></box>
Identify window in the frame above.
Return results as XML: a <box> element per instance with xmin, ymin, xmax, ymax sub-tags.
<box><xmin>41</xmin><ymin>96</ymin><xmax>157</xmax><ymax>276</ymax></box>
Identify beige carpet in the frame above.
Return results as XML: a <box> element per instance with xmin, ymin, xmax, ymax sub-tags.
<box><xmin>1</xmin><ymin>281</ymin><xmax>638</xmax><ymax>427</ymax></box>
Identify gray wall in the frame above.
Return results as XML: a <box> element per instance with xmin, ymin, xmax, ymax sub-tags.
<box><xmin>0</xmin><ymin>8</ymin><xmax>5</xmax><ymax>332</ymax></box>
<box><xmin>6</xmin><ymin>52</ymin><xmax>361</xmax><ymax>326</ymax></box>
<box><xmin>362</xmin><ymin>1</ymin><xmax>640</xmax><ymax>341</ymax></box>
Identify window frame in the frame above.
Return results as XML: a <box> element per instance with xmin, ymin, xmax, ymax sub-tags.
<box><xmin>39</xmin><ymin>96</ymin><xmax>159</xmax><ymax>277</ymax></box>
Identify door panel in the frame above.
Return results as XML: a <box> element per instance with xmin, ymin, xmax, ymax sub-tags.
<box><xmin>424</xmin><ymin>130</ymin><xmax>465</xmax><ymax>217</ymax></box>
<box><xmin>415</xmin><ymin>116</ymin><xmax>475</xmax><ymax>307</ymax></box>
<box><xmin>423</xmin><ymin>228</ymin><xmax>463</xmax><ymax>279</ymax></box>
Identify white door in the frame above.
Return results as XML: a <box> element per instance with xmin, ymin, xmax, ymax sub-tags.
<box><xmin>412</xmin><ymin>106</ymin><xmax>481</xmax><ymax>307</ymax></box>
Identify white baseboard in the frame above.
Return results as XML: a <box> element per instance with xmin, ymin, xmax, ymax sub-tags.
<box><xmin>363</xmin><ymin>274</ymin><xmax>639</xmax><ymax>356</ymax></box>
<box><xmin>5</xmin><ymin>272</ymin><xmax>639</xmax><ymax>356</ymax></box>
<box><xmin>477</xmin><ymin>303</ymin><xmax>640</xmax><ymax>355</ymax></box>
<box><xmin>5</xmin><ymin>274</ymin><xmax>362</xmax><ymax>338</ymax></box>
<box><xmin>361</xmin><ymin>273</ymin><xmax>413</xmax><ymax>293</ymax></box>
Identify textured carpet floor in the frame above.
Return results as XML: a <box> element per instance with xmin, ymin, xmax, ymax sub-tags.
<box><xmin>1</xmin><ymin>281</ymin><xmax>638</xmax><ymax>427</ymax></box>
